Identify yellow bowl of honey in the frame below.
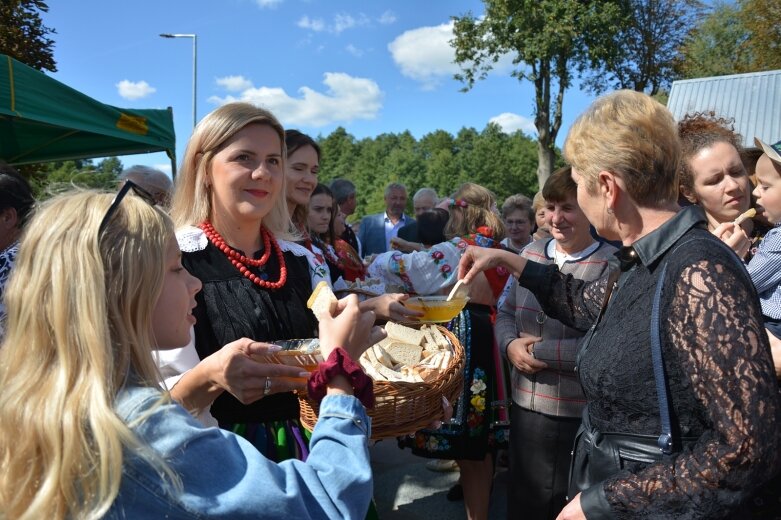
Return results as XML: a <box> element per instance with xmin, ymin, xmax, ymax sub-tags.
<box><xmin>404</xmin><ymin>296</ymin><xmax>469</xmax><ymax>323</ymax></box>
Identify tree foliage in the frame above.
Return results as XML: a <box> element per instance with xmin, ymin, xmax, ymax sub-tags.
<box><xmin>736</xmin><ymin>0</ymin><xmax>781</xmax><ymax>71</ymax></box>
<box><xmin>583</xmin><ymin>0</ymin><xmax>704</xmax><ymax>95</ymax></box>
<box><xmin>317</xmin><ymin>125</ymin><xmax>545</xmax><ymax>221</ymax></box>
<box><xmin>677</xmin><ymin>0</ymin><xmax>781</xmax><ymax>79</ymax></box>
<box><xmin>450</xmin><ymin>0</ymin><xmax>621</xmax><ymax>189</ymax></box>
<box><xmin>23</xmin><ymin>158</ymin><xmax>122</xmax><ymax>200</ymax></box>
<box><xmin>0</xmin><ymin>0</ymin><xmax>56</xmax><ymax>72</ymax></box>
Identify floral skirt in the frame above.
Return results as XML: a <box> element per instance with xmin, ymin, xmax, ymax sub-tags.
<box><xmin>398</xmin><ymin>303</ymin><xmax>510</xmax><ymax>461</ymax></box>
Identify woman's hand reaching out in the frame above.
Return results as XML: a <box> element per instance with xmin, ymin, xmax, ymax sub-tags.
<box><xmin>170</xmin><ymin>338</ymin><xmax>310</xmax><ymax>415</ymax></box>
<box><xmin>458</xmin><ymin>246</ymin><xmax>527</xmax><ymax>284</ymax></box>
<box><xmin>361</xmin><ymin>293</ymin><xmax>424</xmax><ymax>323</ymax></box>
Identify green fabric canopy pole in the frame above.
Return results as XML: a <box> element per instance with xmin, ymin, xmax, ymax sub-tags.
<box><xmin>0</xmin><ymin>54</ymin><xmax>177</xmax><ymax>176</ymax></box>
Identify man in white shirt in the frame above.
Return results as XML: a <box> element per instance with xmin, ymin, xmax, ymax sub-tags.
<box><xmin>359</xmin><ymin>183</ymin><xmax>415</xmax><ymax>256</ymax></box>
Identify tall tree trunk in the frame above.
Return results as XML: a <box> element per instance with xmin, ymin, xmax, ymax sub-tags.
<box><xmin>536</xmin><ymin>142</ymin><xmax>555</xmax><ymax>189</ymax></box>
<box><xmin>533</xmin><ymin>59</ymin><xmax>555</xmax><ymax>189</ymax></box>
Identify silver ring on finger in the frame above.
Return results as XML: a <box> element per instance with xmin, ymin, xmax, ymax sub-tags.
<box><xmin>263</xmin><ymin>376</ymin><xmax>272</xmax><ymax>396</ymax></box>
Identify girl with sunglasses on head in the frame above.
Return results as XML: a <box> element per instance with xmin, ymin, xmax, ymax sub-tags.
<box><xmin>0</xmin><ymin>188</ymin><xmax>378</xmax><ymax>519</ymax></box>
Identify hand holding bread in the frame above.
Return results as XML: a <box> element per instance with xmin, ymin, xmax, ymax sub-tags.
<box><xmin>308</xmin><ymin>282</ymin><xmax>386</xmax><ymax>363</ymax></box>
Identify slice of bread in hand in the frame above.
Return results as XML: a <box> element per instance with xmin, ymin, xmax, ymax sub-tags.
<box><xmin>384</xmin><ymin>322</ymin><xmax>426</xmax><ymax>346</ymax></box>
<box><xmin>307</xmin><ymin>281</ymin><xmax>337</xmax><ymax>320</ymax></box>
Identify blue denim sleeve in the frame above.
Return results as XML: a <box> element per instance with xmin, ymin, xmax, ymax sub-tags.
<box><xmin>118</xmin><ymin>389</ymin><xmax>372</xmax><ymax>519</ymax></box>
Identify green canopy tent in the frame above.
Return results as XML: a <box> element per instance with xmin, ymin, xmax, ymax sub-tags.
<box><xmin>0</xmin><ymin>53</ymin><xmax>177</xmax><ymax>175</ymax></box>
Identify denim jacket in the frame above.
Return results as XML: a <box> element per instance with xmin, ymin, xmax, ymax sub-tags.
<box><xmin>107</xmin><ymin>385</ymin><xmax>372</xmax><ymax>519</ymax></box>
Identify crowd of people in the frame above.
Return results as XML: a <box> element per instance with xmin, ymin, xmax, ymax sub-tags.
<box><xmin>0</xmin><ymin>89</ymin><xmax>779</xmax><ymax>520</ymax></box>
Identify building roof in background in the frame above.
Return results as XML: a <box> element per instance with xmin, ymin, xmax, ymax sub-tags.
<box><xmin>667</xmin><ymin>69</ymin><xmax>781</xmax><ymax>149</ymax></box>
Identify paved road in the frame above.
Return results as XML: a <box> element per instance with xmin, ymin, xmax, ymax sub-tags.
<box><xmin>370</xmin><ymin>440</ymin><xmax>508</xmax><ymax>519</ymax></box>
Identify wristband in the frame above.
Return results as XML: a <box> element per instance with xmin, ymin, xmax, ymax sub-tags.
<box><xmin>307</xmin><ymin>348</ymin><xmax>375</xmax><ymax>408</ymax></box>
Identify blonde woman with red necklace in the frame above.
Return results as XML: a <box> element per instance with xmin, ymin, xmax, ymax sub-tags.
<box><xmin>163</xmin><ymin>103</ymin><xmax>338</xmax><ymax>462</ymax></box>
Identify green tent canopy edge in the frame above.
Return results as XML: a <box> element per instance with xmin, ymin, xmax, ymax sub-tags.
<box><xmin>0</xmin><ymin>54</ymin><xmax>177</xmax><ymax>175</ymax></box>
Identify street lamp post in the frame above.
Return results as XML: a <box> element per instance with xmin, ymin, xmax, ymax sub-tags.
<box><xmin>159</xmin><ymin>33</ymin><xmax>197</xmax><ymax>129</ymax></box>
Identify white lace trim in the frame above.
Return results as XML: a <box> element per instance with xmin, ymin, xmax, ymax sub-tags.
<box><xmin>176</xmin><ymin>226</ymin><xmax>208</xmax><ymax>252</ymax></box>
<box><xmin>278</xmin><ymin>239</ymin><xmax>315</xmax><ymax>259</ymax></box>
<box><xmin>175</xmin><ymin>226</ymin><xmax>319</xmax><ymax>263</ymax></box>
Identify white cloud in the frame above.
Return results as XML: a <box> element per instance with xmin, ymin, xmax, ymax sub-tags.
<box><xmin>297</xmin><ymin>15</ymin><xmax>325</xmax><ymax>32</ymax></box>
<box><xmin>208</xmin><ymin>72</ymin><xmax>383</xmax><ymax>127</ymax></box>
<box><xmin>490</xmin><ymin>112</ymin><xmax>537</xmax><ymax>135</ymax></box>
<box><xmin>378</xmin><ymin>10</ymin><xmax>396</xmax><ymax>25</ymax></box>
<box><xmin>116</xmin><ymin>80</ymin><xmax>156</xmax><ymax>100</ymax></box>
<box><xmin>388</xmin><ymin>21</ymin><xmax>515</xmax><ymax>90</ymax></box>
<box><xmin>255</xmin><ymin>0</ymin><xmax>282</xmax><ymax>7</ymax></box>
<box><xmin>333</xmin><ymin>13</ymin><xmax>369</xmax><ymax>34</ymax></box>
<box><xmin>297</xmin><ymin>12</ymin><xmax>370</xmax><ymax>34</ymax></box>
<box><xmin>388</xmin><ymin>22</ymin><xmax>458</xmax><ymax>90</ymax></box>
<box><xmin>345</xmin><ymin>44</ymin><xmax>363</xmax><ymax>57</ymax></box>
<box><xmin>216</xmin><ymin>75</ymin><xmax>253</xmax><ymax>92</ymax></box>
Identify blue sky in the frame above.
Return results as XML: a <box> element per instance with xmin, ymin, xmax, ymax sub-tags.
<box><xmin>43</xmin><ymin>0</ymin><xmax>597</xmax><ymax>175</ymax></box>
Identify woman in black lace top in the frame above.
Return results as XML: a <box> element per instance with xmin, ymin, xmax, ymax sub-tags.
<box><xmin>459</xmin><ymin>90</ymin><xmax>781</xmax><ymax>519</ymax></box>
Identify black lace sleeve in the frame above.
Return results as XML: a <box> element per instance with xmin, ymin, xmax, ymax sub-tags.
<box><xmin>519</xmin><ymin>260</ymin><xmax>611</xmax><ymax>332</ymax></box>
<box><xmin>603</xmin><ymin>253</ymin><xmax>781</xmax><ymax>517</ymax></box>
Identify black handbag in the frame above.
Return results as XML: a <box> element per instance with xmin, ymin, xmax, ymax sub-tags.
<box><xmin>567</xmin><ymin>262</ymin><xmax>698</xmax><ymax>500</ymax></box>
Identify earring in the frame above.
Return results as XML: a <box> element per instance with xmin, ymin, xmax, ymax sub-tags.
<box><xmin>606</xmin><ymin>207</ymin><xmax>614</xmax><ymax>214</ymax></box>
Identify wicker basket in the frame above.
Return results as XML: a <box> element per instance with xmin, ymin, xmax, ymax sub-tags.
<box><xmin>298</xmin><ymin>325</ymin><xmax>464</xmax><ymax>440</ymax></box>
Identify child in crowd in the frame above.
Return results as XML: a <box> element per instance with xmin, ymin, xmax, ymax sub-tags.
<box><xmin>750</xmin><ymin>138</ymin><xmax>781</xmax><ymax>377</ymax></box>
<box><xmin>0</xmin><ymin>188</ymin><xmax>378</xmax><ymax>519</ymax></box>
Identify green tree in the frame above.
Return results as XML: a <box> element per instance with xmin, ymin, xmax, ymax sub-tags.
<box><xmin>317</xmin><ymin>126</ymin><xmax>356</xmax><ymax>185</ymax></box>
<box><xmin>316</xmin><ymin>125</ymin><xmax>546</xmax><ymax>219</ymax></box>
<box><xmin>677</xmin><ymin>0</ymin><xmax>781</xmax><ymax>79</ymax></box>
<box><xmin>737</xmin><ymin>0</ymin><xmax>781</xmax><ymax>71</ymax></box>
<box><xmin>451</xmin><ymin>0</ymin><xmax>621</xmax><ymax>189</ymax></box>
<box><xmin>28</xmin><ymin>158</ymin><xmax>122</xmax><ymax>199</ymax></box>
<box><xmin>584</xmin><ymin>0</ymin><xmax>703</xmax><ymax>95</ymax></box>
<box><xmin>0</xmin><ymin>0</ymin><xmax>56</xmax><ymax>71</ymax></box>
<box><xmin>676</xmin><ymin>2</ymin><xmax>751</xmax><ymax>78</ymax></box>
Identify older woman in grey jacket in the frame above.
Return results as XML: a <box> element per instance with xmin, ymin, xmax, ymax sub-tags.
<box><xmin>495</xmin><ymin>166</ymin><xmax>616</xmax><ymax>520</ymax></box>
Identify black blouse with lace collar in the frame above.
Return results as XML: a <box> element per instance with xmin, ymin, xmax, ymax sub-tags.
<box><xmin>519</xmin><ymin>205</ymin><xmax>781</xmax><ymax>518</ymax></box>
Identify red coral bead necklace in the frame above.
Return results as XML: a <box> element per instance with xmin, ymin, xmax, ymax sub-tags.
<box><xmin>199</xmin><ymin>220</ymin><xmax>287</xmax><ymax>290</ymax></box>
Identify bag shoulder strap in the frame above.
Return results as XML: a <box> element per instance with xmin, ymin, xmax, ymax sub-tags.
<box><xmin>650</xmin><ymin>262</ymin><xmax>673</xmax><ymax>454</ymax></box>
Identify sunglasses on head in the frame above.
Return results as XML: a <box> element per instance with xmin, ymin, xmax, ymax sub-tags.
<box><xmin>98</xmin><ymin>180</ymin><xmax>157</xmax><ymax>236</ymax></box>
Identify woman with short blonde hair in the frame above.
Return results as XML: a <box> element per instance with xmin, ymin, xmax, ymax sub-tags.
<box><xmin>460</xmin><ymin>90</ymin><xmax>781</xmax><ymax>519</ymax></box>
<box><xmin>563</xmin><ymin>90</ymin><xmax>680</xmax><ymax>208</ymax></box>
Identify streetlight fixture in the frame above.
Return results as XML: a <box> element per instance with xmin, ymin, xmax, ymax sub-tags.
<box><xmin>159</xmin><ymin>33</ymin><xmax>197</xmax><ymax>129</ymax></box>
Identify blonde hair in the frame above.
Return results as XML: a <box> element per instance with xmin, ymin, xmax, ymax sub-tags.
<box><xmin>532</xmin><ymin>191</ymin><xmax>547</xmax><ymax>212</ymax></box>
<box><xmin>170</xmin><ymin>102</ymin><xmax>297</xmax><ymax>240</ymax></box>
<box><xmin>444</xmin><ymin>183</ymin><xmax>505</xmax><ymax>241</ymax></box>
<box><xmin>0</xmin><ymin>191</ymin><xmax>175</xmax><ymax>519</ymax></box>
<box><xmin>563</xmin><ymin>90</ymin><xmax>680</xmax><ymax>208</ymax></box>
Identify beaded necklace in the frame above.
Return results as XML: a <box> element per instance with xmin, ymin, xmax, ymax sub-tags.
<box><xmin>199</xmin><ymin>221</ymin><xmax>287</xmax><ymax>290</ymax></box>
